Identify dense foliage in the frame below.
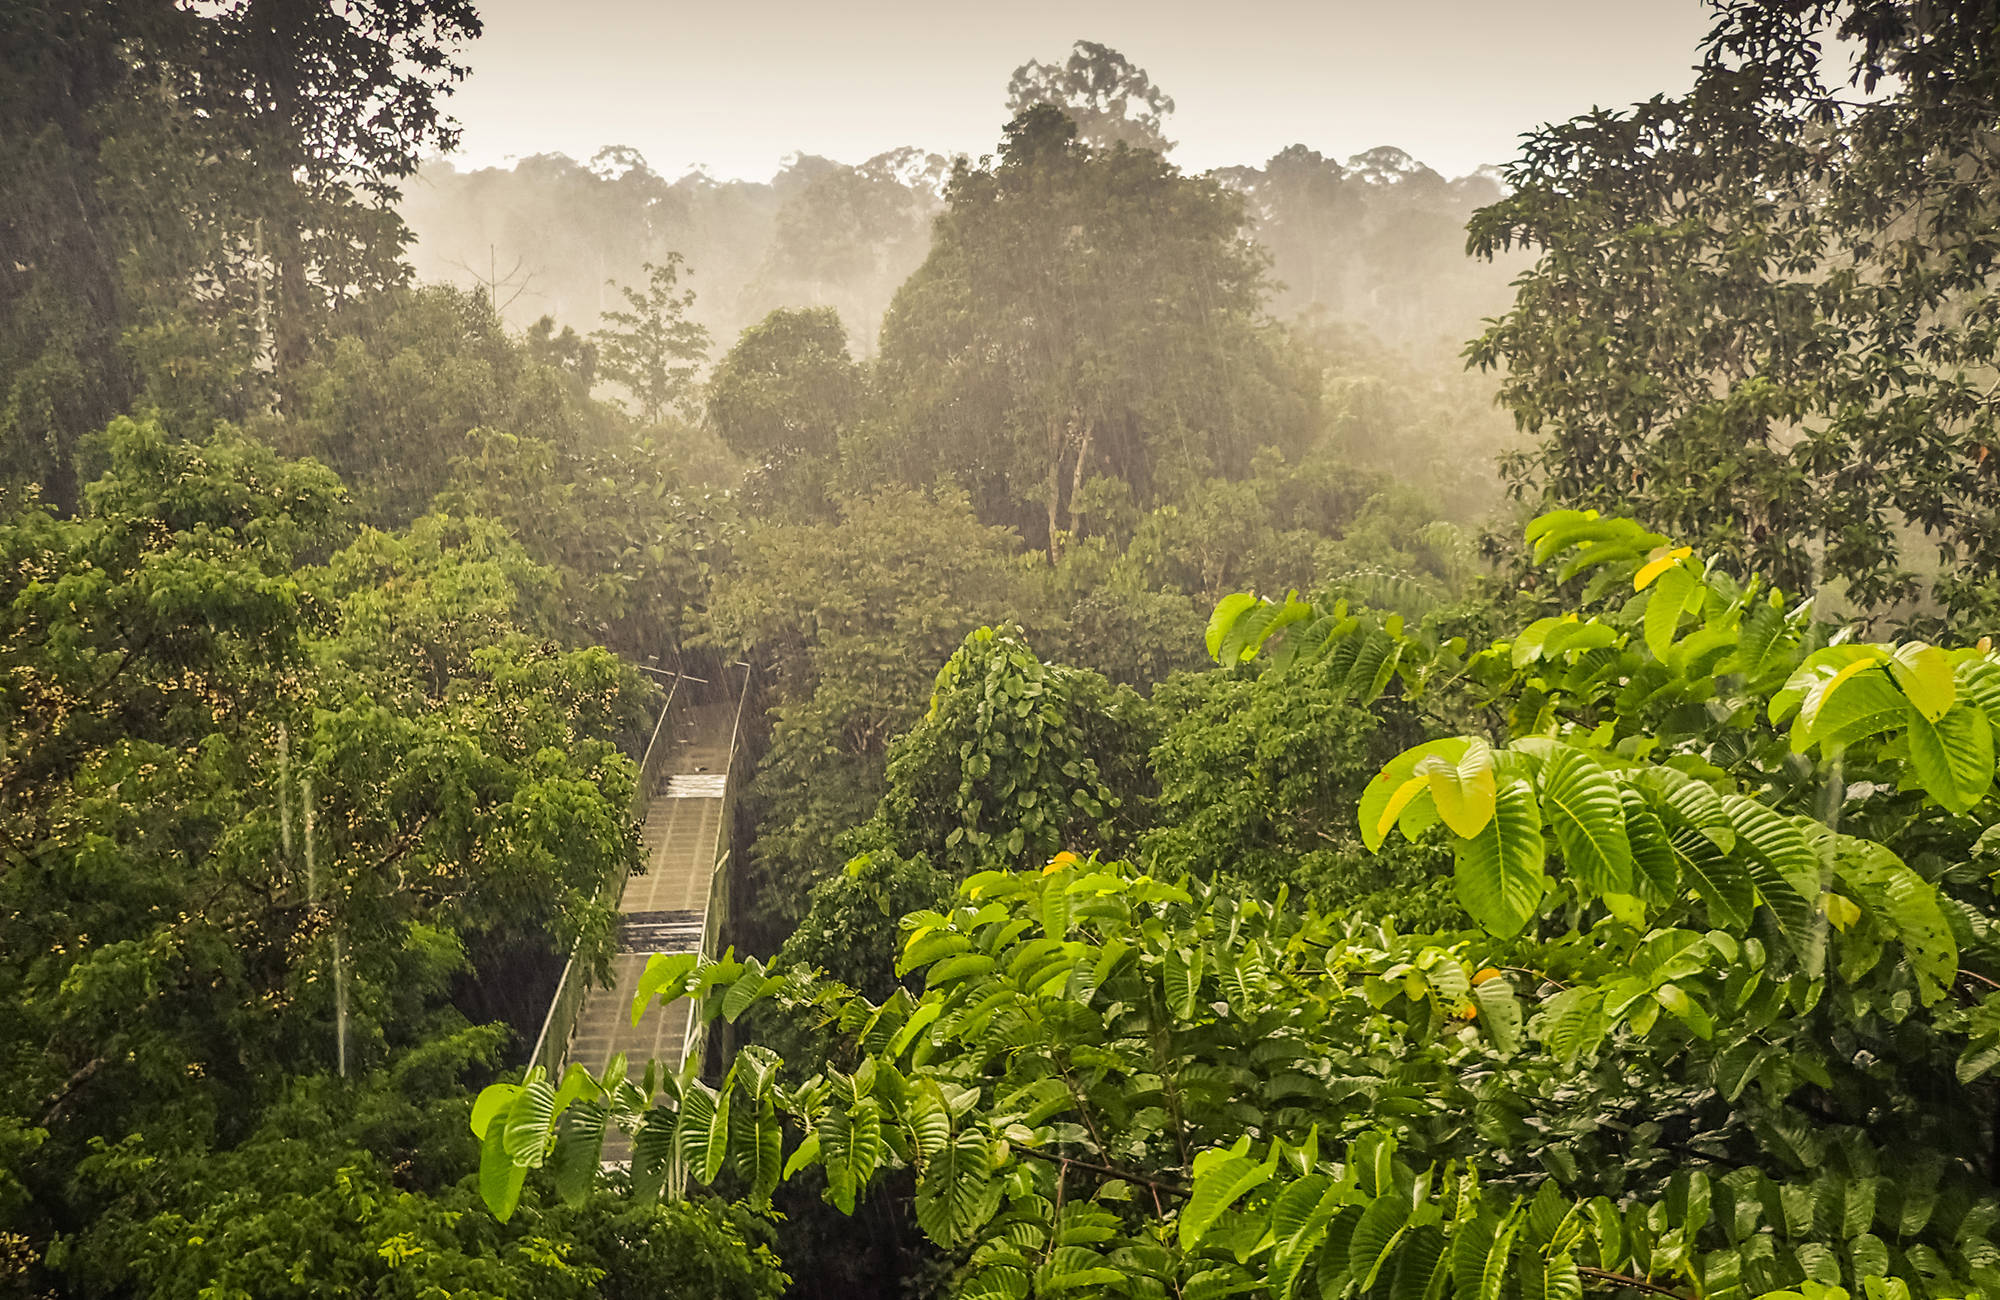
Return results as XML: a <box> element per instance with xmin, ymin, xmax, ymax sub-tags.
<box><xmin>1471</xmin><ymin>0</ymin><xmax>2000</xmax><ymax>630</ymax></box>
<box><xmin>478</xmin><ymin>508</ymin><xmax>2000</xmax><ymax>1300</ymax></box>
<box><xmin>16</xmin><ymin>5</ymin><xmax>2000</xmax><ymax>1298</ymax></box>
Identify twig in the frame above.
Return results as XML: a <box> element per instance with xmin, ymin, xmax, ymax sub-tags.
<box><xmin>1579</xmin><ymin>1266</ymin><xmax>1691</xmax><ymax>1299</ymax></box>
<box><xmin>1014</xmin><ymin>1146</ymin><xmax>1191</xmax><ymax>1198</ymax></box>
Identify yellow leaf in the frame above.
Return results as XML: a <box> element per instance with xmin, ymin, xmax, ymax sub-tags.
<box><xmin>1633</xmin><ymin>546</ymin><xmax>1694</xmax><ymax>592</ymax></box>
<box><xmin>1823</xmin><ymin>893</ymin><xmax>1862</xmax><ymax>932</ymax></box>
<box><xmin>1375</xmin><ymin>774</ymin><xmax>1430</xmax><ymax>842</ymax></box>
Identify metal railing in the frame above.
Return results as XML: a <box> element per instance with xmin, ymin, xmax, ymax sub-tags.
<box><xmin>528</xmin><ymin>667</ymin><xmax>685</xmax><ymax>1076</ymax></box>
<box><xmin>680</xmin><ymin>661</ymin><xmax>754</xmax><ymax>1072</ymax></box>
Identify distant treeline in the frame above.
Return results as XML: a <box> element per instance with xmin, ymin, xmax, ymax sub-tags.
<box><xmin>400</xmin><ymin>124</ymin><xmax>1524</xmax><ymax>358</ymax></box>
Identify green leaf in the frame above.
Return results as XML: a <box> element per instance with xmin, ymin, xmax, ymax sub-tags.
<box><xmin>502</xmin><ymin>1077</ymin><xmax>557</xmax><ymax>1167</ymax></box>
<box><xmin>1165</xmin><ymin>947</ymin><xmax>1204</xmax><ymax>1020</ymax></box>
<box><xmin>1179</xmin><ymin>1153</ymin><xmax>1276</xmax><ymax>1248</ymax></box>
<box><xmin>470</xmin><ymin>1083</ymin><xmax>522</xmax><ymax>1139</ymax></box>
<box><xmin>1453</xmin><ymin>1207</ymin><xmax>1520</xmax><ymax>1300</ymax></box>
<box><xmin>1727</xmin><ymin>596</ymin><xmax>1793</xmax><ymax>681</ymax></box>
<box><xmin>1668</xmin><ymin>826</ymin><xmax>1754</xmax><ymax>931</ymax></box>
<box><xmin>1472</xmin><ymin>977</ymin><xmax>1523</xmax><ymax>1054</ymax></box>
<box><xmin>632</xmin><ymin>951</ymin><xmax>700</xmax><ymax>1025</ymax></box>
<box><xmin>1538</xmin><ymin>746</ymin><xmax>1633</xmax><ymax>899</ymax></box>
<box><xmin>1888</xmin><ymin>642</ymin><xmax>1955</xmax><ymax>721</ymax></box>
<box><xmin>1389</xmin><ymin>1225</ymin><xmax>1450</xmax><ymax>1300</ymax></box>
<box><xmin>1535</xmin><ymin>986</ymin><xmax>1607</xmax><ymax>1064</ymax></box>
<box><xmin>1644</xmin><ymin>564</ymin><xmax>1696</xmax><ymax>659</ymax></box>
<box><xmin>1452</xmin><ymin>779</ymin><xmax>1547</xmax><ymax>937</ymax></box>
<box><xmin>1348</xmin><ymin>1189</ymin><xmax>1412</xmax><ymax>1292</ymax></box>
<box><xmin>1359</xmin><ymin>739</ymin><xmax>1471</xmax><ymax>851</ymax></box>
<box><xmin>1721</xmin><ymin>796</ymin><xmax>1825</xmax><ymax>970</ymax></box>
<box><xmin>1794</xmin><ymin>669</ymin><xmax>1907</xmax><ymax>754</ymax></box>
<box><xmin>1206</xmin><ymin>593</ymin><xmax>1262</xmax><ymax>662</ymax></box>
<box><xmin>1905</xmin><ymin>700</ymin><xmax>1994</xmax><ymax>814</ymax></box>
<box><xmin>1426</xmin><ymin>737</ymin><xmax>1498</xmax><ymax>839</ymax></box>
<box><xmin>478</xmin><ymin>1114</ymin><xmax>529</xmax><ymax>1221</ymax></box>
<box><xmin>1835</xmin><ymin>840</ymin><xmax>1958</xmax><ymax>1004</ymax></box>
<box><xmin>551</xmin><ymin>1105</ymin><xmax>608</xmax><ymax>1206</ymax></box>
<box><xmin>914</xmin><ymin>1130</ymin><xmax>1001</xmax><ymax>1247</ymax></box>
<box><xmin>721</xmin><ymin>968</ymin><xmax>771</xmax><ymax>1022</ymax></box>
<box><xmin>819</xmin><ymin>1094</ymin><xmax>885</xmax><ymax>1214</ymax></box>
<box><xmin>1268</xmin><ymin>1176</ymin><xmax>1343</xmax><ymax>1300</ymax></box>
<box><xmin>1621</xmin><ymin>791</ymin><xmax>1679</xmax><ymax>906</ymax></box>
<box><xmin>1512</xmin><ymin>617</ymin><xmax>1563</xmax><ymax>667</ymax></box>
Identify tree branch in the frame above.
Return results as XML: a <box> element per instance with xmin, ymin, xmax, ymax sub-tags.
<box><xmin>1578</xmin><ymin>1266</ymin><xmax>1691</xmax><ymax>1300</ymax></box>
<box><xmin>1014</xmin><ymin>1145</ymin><xmax>1190</xmax><ymax>1198</ymax></box>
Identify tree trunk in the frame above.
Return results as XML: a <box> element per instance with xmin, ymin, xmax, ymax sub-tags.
<box><xmin>1066</xmin><ymin>419</ymin><xmax>1094</xmax><ymax>538</ymax></box>
<box><xmin>1045</xmin><ymin>415</ymin><xmax>1064</xmax><ymax>564</ymax></box>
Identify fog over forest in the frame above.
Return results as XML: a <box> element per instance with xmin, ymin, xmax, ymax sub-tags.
<box><xmin>9</xmin><ymin>6</ymin><xmax>2000</xmax><ymax>1300</ymax></box>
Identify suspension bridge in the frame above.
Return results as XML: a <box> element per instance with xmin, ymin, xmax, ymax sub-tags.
<box><xmin>527</xmin><ymin>662</ymin><xmax>751</xmax><ymax>1105</ymax></box>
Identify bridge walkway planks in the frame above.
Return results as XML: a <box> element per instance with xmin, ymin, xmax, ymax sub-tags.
<box><xmin>560</xmin><ymin>701</ymin><xmax>735</xmax><ymax>1135</ymax></box>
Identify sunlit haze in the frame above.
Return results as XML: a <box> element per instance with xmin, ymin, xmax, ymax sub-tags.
<box><xmin>445</xmin><ymin>0</ymin><xmax>1715</xmax><ymax>179</ymax></box>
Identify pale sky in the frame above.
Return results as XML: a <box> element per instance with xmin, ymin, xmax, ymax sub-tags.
<box><xmin>444</xmin><ymin>0</ymin><xmax>1715</xmax><ymax>182</ymax></box>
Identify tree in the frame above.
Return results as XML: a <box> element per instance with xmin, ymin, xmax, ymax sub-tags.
<box><xmin>593</xmin><ymin>257</ymin><xmax>712</xmax><ymax>425</ymax></box>
<box><xmin>0</xmin><ymin>419</ymin><xmax>652</xmax><ymax>1286</ymax></box>
<box><xmin>878</xmin><ymin>106</ymin><xmax>1315</xmax><ymax>557</ymax></box>
<box><xmin>1006</xmin><ymin>41</ymin><xmax>1176</xmax><ymax>153</ymax></box>
<box><xmin>857</xmin><ymin>626</ymin><xmax>1158</xmax><ymax>878</ymax></box>
<box><xmin>477</xmin><ymin>505</ymin><xmax>2000</xmax><ymax>1300</ymax></box>
<box><xmin>1469</xmin><ymin>0</ymin><xmax>2000</xmax><ymax>631</ymax></box>
<box><xmin>438</xmin><ymin>426</ymin><xmax>734</xmax><ymax>660</ymax></box>
<box><xmin>274</xmin><ymin>283</ymin><xmax>615</xmax><ymax>526</ymax></box>
<box><xmin>0</xmin><ymin>0</ymin><xmax>480</xmax><ymax>510</ymax></box>
<box><xmin>703</xmin><ymin>491</ymin><xmax>1042</xmax><ymax>947</ymax></box>
<box><xmin>57</xmin><ymin>1028</ymin><xmax>788</xmax><ymax>1300</ymax></box>
<box><xmin>708</xmin><ymin>308</ymin><xmax>864</xmax><ymax>514</ymax></box>
<box><xmin>746</xmin><ymin>167</ymin><xmax>939</xmax><ymax>347</ymax></box>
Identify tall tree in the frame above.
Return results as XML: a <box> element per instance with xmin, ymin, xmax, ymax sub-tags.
<box><xmin>0</xmin><ymin>0</ymin><xmax>479</xmax><ymax>511</ymax></box>
<box><xmin>593</xmin><ymin>257</ymin><xmax>712</xmax><ymax>426</ymax></box>
<box><xmin>1006</xmin><ymin>40</ymin><xmax>1176</xmax><ymax>153</ymax></box>
<box><xmin>878</xmin><ymin>106</ymin><xmax>1315</xmax><ymax>558</ymax></box>
<box><xmin>1470</xmin><ymin>0</ymin><xmax>2000</xmax><ymax>631</ymax></box>
<box><xmin>708</xmin><ymin>307</ymin><xmax>863</xmax><ymax>513</ymax></box>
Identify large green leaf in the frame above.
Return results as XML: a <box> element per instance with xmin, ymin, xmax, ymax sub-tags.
<box><xmin>632</xmin><ymin>951</ymin><xmax>700</xmax><ymax>1025</ymax></box>
<box><xmin>1360</xmin><ymin>738</ymin><xmax>1471</xmax><ymax>851</ymax></box>
<box><xmin>1347</xmin><ymin>1189</ymin><xmax>1412</xmax><ymax>1292</ymax></box>
<box><xmin>1721</xmin><ymin>795</ymin><xmax>1826</xmax><ymax>969</ymax></box>
<box><xmin>1793</xmin><ymin>669</ymin><xmax>1907</xmax><ymax>754</ymax></box>
<box><xmin>1888</xmin><ymin>642</ymin><xmax>1955</xmax><ymax>721</ymax></box>
<box><xmin>914</xmin><ymin>1130</ymin><xmax>1001</xmax><ymax>1247</ymax></box>
<box><xmin>1667</xmin><ymin>826</ymin><xmax>1754</xmax><ymax>931</ymax></box>
<box><xmin>551</xmin><ymin>1105</ymin><xmax>609</xmax><ymax>1206</ymax></box>
<box><xmin>1538</xmin><ymin>745</ymin><xmax>1633</xmax><ymax>899</ymax></box>
<box><xmin>1180</xmin><ymin>1152</ymin><xmax>1276</xmax><ymax>1249</ymax></box>
<box><xmin>1205</xmin><ymin>593</ymin><xmax>1261</xmax><ymax>662</ymax></box>
<box><xmin>1905</xmin><ymin>700</ymin><xmax>1994</xmax><ymax>814</ymax></box>
<box><xmin>730</xmin><ymin>1101</ymin><xmax>784</xmax><ymax>1209</ymax></box>
<box><xmin>1425</xmin><ymin>737</ymin><xmax>1498</xmax><ymax>839</ymax></box>
<box><xmin>1268</xmin><ymin>1175</ymin><xmax>1343</xmax><ymax>1300</ymax></box>
<box><xmin>1644</xmin><ymin>564</ymin><xmax>1696</xmax><ymax>659</ymax></box>
<box><xmin>1452</xmin><ymin>779</ymin><xmax>1547</xmax><ymax>937</ymax></box>
<box><xmin>1620</xmin><ymin>790</ymin><xmax>1680</xmax><ymax>906</ymax></box>
<box><xmin>1835</xmin><ymin>840</ymin><xmax>1958</xmax><ymax>1004</ymax></box>
<box><xmin>479</xmin><ymin>1116</ymin><xmax>529</xmax><ymax>1221</ymax></box>
<box><xmin>1452</xmin><ymin>1207</ymin><xmax>1520</xmax><ymax>1300</ymax></box>
<box><xmin>819</xmin><ymin>1092</ymin><xmax>885</xmax><ymax>1214</ymax></box>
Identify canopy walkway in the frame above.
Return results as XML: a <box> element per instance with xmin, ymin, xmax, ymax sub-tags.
<box><xmin>527</xmin><ymin>665</ymin><xmax>750</xmax><ymax>1112</ymax></box>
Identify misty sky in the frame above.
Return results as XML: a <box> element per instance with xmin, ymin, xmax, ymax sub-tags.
<box><xmin>443</xmin><ymin>0</ymin><xmax>1714</xmax><ymax>182</ymax></box>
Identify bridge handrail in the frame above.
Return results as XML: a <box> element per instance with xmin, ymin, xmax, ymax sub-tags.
<box><xmin>681</xmin><ymin>661</ymin><xmax>754</xmax><ymax>1071</ymax></box>
<box><xmin>528</xmin><ymin>666</ymin><xmax>684</xmax><ymax>1075</ymax></box>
